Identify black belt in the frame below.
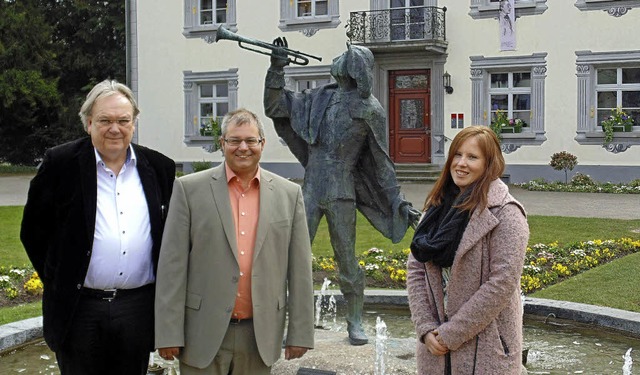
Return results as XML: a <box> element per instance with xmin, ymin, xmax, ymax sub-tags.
<box><xmin>81</xmin><ymin>284</ymin><xmax>154</xmax><ymax>301</ymax></box>
<box><xmin>230</xmin><ymin>318</ymin><xmax>252</xmax><ymax>325</ymax></box>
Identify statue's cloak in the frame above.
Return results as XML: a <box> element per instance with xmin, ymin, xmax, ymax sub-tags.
<box><xmin>269</xmin><ymin>84</ymin><xmax>412</xmax><ymax>243</ymax></box>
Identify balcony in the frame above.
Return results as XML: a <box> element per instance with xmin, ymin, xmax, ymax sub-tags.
<box><xmin>346</xmin><ymin>6</ymin><xmax>448</xmax><ymax>54</ymax></box>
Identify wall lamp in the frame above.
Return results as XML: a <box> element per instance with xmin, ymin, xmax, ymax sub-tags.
<box><xmin>443</xmin><ymin>71</ymin><xmax>453</xmax><ymax>94</ymax></box>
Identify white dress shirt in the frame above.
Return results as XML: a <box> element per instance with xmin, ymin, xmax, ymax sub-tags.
<box><xmin>84</xmin><ymin>147</ymin><xmax>154</xmax><ymax>290</ymax></box>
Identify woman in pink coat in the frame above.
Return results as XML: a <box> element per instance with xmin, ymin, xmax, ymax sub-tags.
<box><xmin>407</xmin><ymin>126</ymin><xmax>529</xmax><ymax>374</ymax></box>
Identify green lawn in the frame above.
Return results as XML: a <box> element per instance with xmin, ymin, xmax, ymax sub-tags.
<box><xmin>311</xmin><ymin>212</ymin><xmax>640</xmax><ymax>258</ymax></box>
<box><xmin>0</xmin><ymin>206</ymin><xmax>29</xmax><ymax>266</ymax></box>
<box><xmin>2</xmin><ymin>205</ymin><xmax>640</xmax><ymax>323</ymax></box>
<box><xmin>531</xmin><ymin>251</ymin><xmax>640</xmax><ymax>312</ymax></box>
<box><xmin>0</xmin><ymin>302</ymin><xmax>41</xmax><ymax>326</ymax></box>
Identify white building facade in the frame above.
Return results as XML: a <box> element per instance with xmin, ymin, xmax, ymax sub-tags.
<box><xmin>130</xmin><ymin>0</ymin><xmax>640</xmax><ymax>183</ymax></box>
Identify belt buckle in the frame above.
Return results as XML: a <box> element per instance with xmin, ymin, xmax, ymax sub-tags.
<box><xmin>103</xmin><ymin>289</ymin><xmax>117</xmax><ymax>301</ymax></box>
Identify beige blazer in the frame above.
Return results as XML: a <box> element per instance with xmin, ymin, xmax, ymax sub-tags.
<box><xmin>155</xmin><ymin>164</ymin><xmax>314</xmax><ymax>368</ymax></box>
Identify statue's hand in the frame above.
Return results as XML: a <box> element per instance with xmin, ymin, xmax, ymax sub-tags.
<box><xmin>270</xmin><ymin>37</ymin><xmax>290</xmax><ymax>69</ymax></box>
<box><xmin>408</xmin><ymin>207</ymin><xmax>422</xmax><ymax>229</ymax></box>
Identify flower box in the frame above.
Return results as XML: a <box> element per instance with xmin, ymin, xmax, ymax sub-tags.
<box><xmin>612</xmin><ymin>123</ymin><xmax>633</xmax><ymax>132</ymax></box>
<box><xmin>500</xmin><ymin>126</ymin><xmax>523</xmax><ymax>134</ymax></box>
<box><xmin>200</xmin><ymin>129</ymin><xmax>214</xmax><ymax>136</ymax></box>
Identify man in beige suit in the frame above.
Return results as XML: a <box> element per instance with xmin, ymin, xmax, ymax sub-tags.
<box><xmin>155</xmin><ymin>108</ymin><xmax>314</xmax><ymax>374</ymax></box>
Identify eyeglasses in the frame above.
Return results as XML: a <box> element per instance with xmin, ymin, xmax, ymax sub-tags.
<box><xmin>223</xmin><ymin>137</ymin><xmax>263</xmax><ymax>147</ymax></box>
<box><xmin>95</xmin><ymin>118</ymin><xmax>133</xmax><ymax>128</ymax></box>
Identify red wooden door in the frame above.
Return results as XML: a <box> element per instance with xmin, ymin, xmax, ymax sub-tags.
<box><xmin>389</xmin><ymin>70</ymin><xmax>431</xmax><ymax>163</ymax></box>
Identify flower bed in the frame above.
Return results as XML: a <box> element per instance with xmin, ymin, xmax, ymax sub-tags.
<box><xmin>517</xmin><ymin>178</ymin><xmax>640</xmax><ymax>194</ymax></box>
<box><xmin>312</xmin><ymin>238</ymin><xmax>640</xmax><ymax>294</ymax></box>
<box><xmin>0</xmin><ymin>266</ymin><xmax>42</xmax><ymax>308</ymax></box>
<box><xmin>521</xmin><ymin>238</ymin><xmax>640</xmax><ymax>293</ymax></box>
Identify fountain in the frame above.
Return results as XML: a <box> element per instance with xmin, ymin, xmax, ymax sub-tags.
<box><xmin>374</xmin><ymin>316</ymin><xmax>388</xmax><ymax>375</ymax></box>
<box><xmin>623</xmin><ymin>348</ymin><xmax>633</xmax><ymax>375</ymax></box>
<box><xmin>1</xmin><ymin>297</ymin><xmax>638</xmax><ymax>374</ymax></box>
<box><xmin>314</xmin><ymin>278</ymin><xmax>337</xmax><ymax>329</ymax></box>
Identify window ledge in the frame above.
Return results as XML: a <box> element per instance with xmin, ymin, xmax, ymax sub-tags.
<box><xmin>184</xmin><ymin>136</ymin><xmax>219</xmax><ymax>153</ymax></box>
<box><xmin>279</xmin><ymin>16</ymin><xmax>340</xmax><ymax>32</ymax></box>
<box><xmin>469</xmin><ymin>1</ymin><xmax>548</xmax><ymax>19</ymax></box>
<box><xmin>575</xmin><ymin>1</ymin><xmax>639</xmax><ymax>13</ymax></box>
<box><xmin>499</xmin><ymin>131</ymin><xmax>547</xmax><ymax>154</ymax></box>
<box><xmin>575</xmin><ymin>131</ymin><xmax>640</xmax><ymax>153</ymax></box>
<box><xmin>183</xmin><ymin>24</ymin><xmax>238</xmax><ymax>39</ymax></box>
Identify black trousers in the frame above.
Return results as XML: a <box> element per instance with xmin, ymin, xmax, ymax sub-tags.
<box><xmin>55</xmin><ymin>284</ymin><xmax>154</xmax><ymax>375</ymax></box>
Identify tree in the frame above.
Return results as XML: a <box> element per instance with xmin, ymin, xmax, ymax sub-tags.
<box><xmin>40</xmin><ymin>0</ymin><xmax>126</xmax><ymax>98</ymax></box>
<box><xmin>0</xmin><ymin>0</ymin><xmax>126</xmax><ymax>164</ymax></box>
<box><xmin>0</xmin><ymin>0</ymin><xmax>65</xmax><ymax>164</ymax></box>
<box><xmin>549</xmin><ymin>151</ymin><xmax>578</xmax><ymax>184</ymax></box>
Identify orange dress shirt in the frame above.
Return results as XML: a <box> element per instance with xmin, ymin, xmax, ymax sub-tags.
<box><xmin>225</xmin><ymin>163</ymin><xmax>260</xmax><ymax>320</ymax></box>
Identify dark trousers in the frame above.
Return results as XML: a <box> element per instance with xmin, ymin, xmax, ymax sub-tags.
<box><xmin>55</xmin><ymin>284</ymin><xmax>154</xmax><ymax>375</ymax></box>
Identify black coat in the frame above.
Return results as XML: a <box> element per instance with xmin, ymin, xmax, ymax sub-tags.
<box><xmin>20</xmin><ymin>137</ymin><xmax>175</xmax><ymax>352</ymax></box>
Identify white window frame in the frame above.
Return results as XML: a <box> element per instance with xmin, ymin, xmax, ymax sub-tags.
<box><xmin>595</xmin><ymin>67</ymin><xmax>640</xmax><ymax>127</ymax></box>
<box><xmin>279</xmin><ymin>0</ymin><xmax>340</xmax><ymax>34</ymax></box>
<box><xmin>296</xmin><ymin>0</ymin><xmax>329</xmax><ymax>18</ymax></box>
<box><xmin>575</xmin><ymin>1</ymin><xmax>638</xmax><ymax>17</ymax></box>
<box><xmin>183</xmin><ymin>0</ymin><xmax>237</xmax><ymax>40</ymax></box>
<box><xmin>183</xmin><ymin>69</ymin><xmax>238</xmax><ymax>152</ymax></box>
<box><xmin>575</xmin><ymin>50</ymin><xmax>640</xmax><ymax>153</ymax></box>
<box><xmin>470</xmin><ymin>53</ymin><xmax>547</xmax><ymax>153</ymax></box>
<box><xmin>283</xmin><ymin>65</ymin><xmax>334</xmax><ymax>91</ymax></box>
<box><xmin>469</xmin><ymin>0</ymin><xmax>547</xmax><ymax>19</ymax></box>
<box><xmin>489</xmin><ymin>72</ymin><xmax>532</xmax><ymax>125</ymax></box>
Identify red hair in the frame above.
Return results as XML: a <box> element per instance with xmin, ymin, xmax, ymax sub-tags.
<box><xmin>424</xmin><ymin>126</ymin><xmax>505</xmax><ymax>212</ymax></box>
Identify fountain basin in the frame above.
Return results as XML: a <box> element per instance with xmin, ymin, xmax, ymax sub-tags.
<box><xmin>2</xmin><ymin>292</ymin><xmax>640</xmax><ymax>374</ymax></box>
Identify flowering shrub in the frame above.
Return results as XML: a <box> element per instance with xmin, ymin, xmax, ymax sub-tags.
<box><xmin>601</xmin><ymin>107</ymin><xmax>635</xmax><ymax>143</ymax></box>
<box><xmin>549</xmin><ymin>151</ymin><xmax>578</xmax><ymax>184</ymax></box>
<box><xmin>570</xmin><ymin>172</ymin><xmax>595</xmax><ymax>186</ymax></box>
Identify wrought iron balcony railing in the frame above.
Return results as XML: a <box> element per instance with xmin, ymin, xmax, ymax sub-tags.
<box><xmin>347</xmin><ymin>6</ymin><xmax>447</xmax><ymax>44</ymax></box>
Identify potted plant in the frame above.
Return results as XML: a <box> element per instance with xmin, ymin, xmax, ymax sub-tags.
<box><xmin>600</xmin><ymin>107</ymin><xmax>634</xmax><ymax>144</ymax></box>
<box><xmin>199</xmin><ymin>117</ymin><xmax>221</xmax><ymax>138</ymax></box>
<box><xmin>490</xmin><ymin>110</ymin><xmax>527</xmax><ymax>139</ymax></box>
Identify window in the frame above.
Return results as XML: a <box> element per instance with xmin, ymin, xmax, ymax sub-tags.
<box><xmin>283</xmin><ymin>65</ymin><xmax>333</xmax><ymax>91</ymax></box>
<box><xmin>197</xmin><ymin>83</ymin><xmax>229</xmax><ymax>131</ymax></box>
<box><xmin>489</xmin><ymin>72</ymin><xmax>531</xmax><ymax>125</ymax></box>
<box><xmin>390</xmin><ymin>0</ymin><xmax>426</xmax><ymax>41</ymax></box>
<box><xmin>200</xmin><ymin>0</ymin><xmax>227</xmax><ymax>25</ymax></box>
<box><xmin>279</xmin><ymin>0</ymin><xmax>340</xmax><ymax>34</ymax></box>
<box><xmin>183</xmin><ymin>69</ymin><xmax>238</xmax><ymax>152</ymax></box>
<box><xmin>469</xmin><ymin>0</ymin><xmax>547</xmax><ymax>19</ymax></box>
<box><xmin>596</xmin><ymin>68</ymin><xmax>640</xmax><ymax>125</ymax></box>
<box><xmin>575</xmin><ymin>1</ymin><xmax>639</xmax><ymax>17</ymax></box>
<box><xmin>470</xmin><ymin>53</ymin><xmax>547</xmax><ymax>153</ymax></box>
<box><xmin>183</xmin><ymin>0</ymin><xmax>237</xmax><ymax>39</ymax></box>
<box><xmin>296</xmin><ymin>0</ymin><xmax>328</xmax><ymax>17</ymax></box>
<box><xmin>575</xmin><ymin>50</ymin><xmax>640</xmax><ymax>152</ymax></box>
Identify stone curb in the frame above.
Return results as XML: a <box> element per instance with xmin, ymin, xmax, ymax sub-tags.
<box><xmin>0</xmin><ymin>316</ymin><xmax>43</xmax><ymax>353</ymax></box>
<box><xmin>3</xmin><ymin>294</ymin><xmax>640</xmax><ymax>353</ymax></box>
<box><xmin>523</xmin><ymin>297</ymin><xmax>640</xmax><ymax>336</ymax></box>
<box><xmin>319</xmin><ymin>290</ymin><xmax>640</xmax><ymax>337</ymax></box>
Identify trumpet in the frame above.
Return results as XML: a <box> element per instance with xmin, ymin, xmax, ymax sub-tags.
<box><xmin>215</xmin><ymin>26</ymin><xmax>322</xmax><ymax>66</ymax></box>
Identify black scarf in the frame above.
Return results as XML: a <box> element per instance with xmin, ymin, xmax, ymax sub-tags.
<box><xmin>410</xmin><ymin>186</ymin><xmax>472</xmax><ymax>267</ymax></box>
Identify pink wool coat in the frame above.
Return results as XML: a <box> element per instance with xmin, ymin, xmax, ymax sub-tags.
<box><xmin>407</xmin><ymin>179</ymin><xmax>529</xmax><ymax>374</ymax></box>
